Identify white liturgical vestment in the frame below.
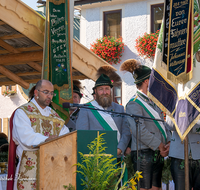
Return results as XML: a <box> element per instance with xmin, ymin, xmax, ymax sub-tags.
<box><xmin>12</xmin><ymin>98</ymin><xmax>69</xmax><ymax>190</ymax></box>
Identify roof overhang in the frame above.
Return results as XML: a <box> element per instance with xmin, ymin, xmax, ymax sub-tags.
<box><xmin>74</xmin><ymin>0</ymin><xmax>111</xmax><ymax>6</ymax></box>
<box><xmin>0</xmin><ymin>0</ymin><xmax>115</xmax><ymax>89</ymax></box>
<box><xmin>74</xmin><ymin>0</ymin><xmax>139</xmax><ymax>9</ymax></box>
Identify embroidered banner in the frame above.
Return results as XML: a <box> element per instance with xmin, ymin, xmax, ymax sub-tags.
<box><xmin>43</xmin><ymin>0</ymin><xmax>73</xmax><ymax>121</ymax></box>
<box><xmin>167</xmin><ymin>0</ymin><xmax>192</xmax><ymax>84</ymax></box>
<box><xmin>148</xmin><ymin>0</ymin><xmax>200</xmax><ymax>141</ymax></box>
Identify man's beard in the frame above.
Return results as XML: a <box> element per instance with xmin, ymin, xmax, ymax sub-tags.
<box><xmin>96</xmin><ymin>93</ymin><xmax>112</xmax><ymax>108</ymax></box>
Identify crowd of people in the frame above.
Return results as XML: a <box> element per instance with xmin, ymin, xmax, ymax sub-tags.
<box><xmin>6</xmin><ymin>59</ymin><xmax>200</xmax><ymax>190</ymax></box>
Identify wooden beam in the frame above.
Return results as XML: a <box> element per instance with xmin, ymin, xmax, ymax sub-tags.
<box><xmin>27</xmin><ymin>62</ymin><xmax>42</xmax><ymax>72</ymax></box>
<box><xmin>0</xmin><ymin>65</ymin><xmax>30</xmax><ymax>89</ymax></box>
<box><xmin>0</xmin><ymin>71</ymin><xmax>41</xmax><ymax>78</ymax></box>
<box><xmin>72</xmin><ymin>75</ymin><xmax>88</xmax><ymax>80</ymax></box>
<box><xmin>0</xmin><ymin>39</ymin><xmax>20</xmax><ymax>53</ymax></box>
<box><xmin>0</xmin><ymin>20</ymin><xmax>5</xmax><ymax>25</ymax></box>
<box><xmin>0</xmin><ymin>79</ymin><xmax>40</xmax><ymax>86</ymax></box>
<box><xmin>0</xmin><ymin>61</ymin><xmax>42</xmax><ymax>68</ymax></box>
<box><xmin>0</xmin><ymin>46</ymin><xmax>43</xmax><ymax>54</ymax></box>
<box><xmin>18</xmin><ymin>46</ymin><xmax>43</xmax><ymax>52</ymax></box>
<box><xmin>0</xmin><ymin>51</ymin><xmax>43</xmax><ymax>65</ymax></box>
<box><xmin>0</xmin><ymin>0</ymin><xmax>45</xmax><ymax>47</ymax></box>
<box><xmin>0</xmin><ymin>34</ymin><xmax>25</xmax><ymax>40</ymax></box>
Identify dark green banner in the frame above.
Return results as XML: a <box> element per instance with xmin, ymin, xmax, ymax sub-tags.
<box><xmin>43</xmin><ymin>0</ymin><xmax>73</xmax><ymax>121</ymax></box>
<box><xmin>49</xmin><ymin>2</ymin><xmax>68</xmax><ymax>87</ymax></box>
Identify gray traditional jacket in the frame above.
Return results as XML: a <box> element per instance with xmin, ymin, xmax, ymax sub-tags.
<box><xmin>167</xmin><ymin>116</ymin><xmax>200</xmax><ymax>160</ymax></box>
<box><xmin>76</xmin><ymin>101</ymin><xmax>131</xmax><ymax>153</ymax></box>
<box><xmin>126</xmin><ymin>91</ymin><xmax>171</xmax><ymax>151</ymax></box>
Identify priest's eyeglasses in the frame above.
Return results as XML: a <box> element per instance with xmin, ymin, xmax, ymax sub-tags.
<box><xmin>38</xmin><ymin>90</ymin><xmax>56</xmax><ymax>96</ymax></box>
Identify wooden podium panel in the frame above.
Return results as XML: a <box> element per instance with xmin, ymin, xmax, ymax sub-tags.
<box><xmin>39</xmin><ymin>131</ymin><xmax>77</xmax><ymax>190</ymax></box>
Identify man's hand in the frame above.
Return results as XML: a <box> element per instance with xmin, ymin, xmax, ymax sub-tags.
<box><xmin>124</xmin><ymin>147</ymin><xmax>131</xmax><ymax>156</ymax></box>
<box><xmin>158</xmin><ymin>142</ymin><xmax>165</xmax><ymax>152</ymax></box>
<box><xmin>159</xmin><ymin>142</ymin><xmax>170</xmax><ymax>157</ymax></box>
<box><xmin>117</xmin><ymin>148</ymin><xmax>122</xmax><ymax>156</ymax></box>
<box><xmin>45</xmin><ymin>135</ymin><xmax>58</xmax><ymax>142</ymax></box>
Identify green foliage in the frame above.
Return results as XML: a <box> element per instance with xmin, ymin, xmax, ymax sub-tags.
<box><xmin>157</xmin><ymin>23</ymin><xmax>163</xmax><ymax>52</ymax></box>
<box><xmin>115</xmin><ymin>163</ymin><xmax>143</xmax><ymax>190</ymax></box>
<box><xmin>123</xmin><ymin>154</ymin><xmax>135</xmax><ymax>179</ymax></box>
<box><xmin>63</xmin><ymin>184</ymin><xmax>75</xmax><ymax>190</ymax></box>
<box><xmin>162</xmin><ymin>158</ymin><xmax>172</xmax><ymax>184</ymax></box>
<box><xmin>75</xmin><ymin>133</ymin><xmax>121</xmax><ymax>190</ymax></box>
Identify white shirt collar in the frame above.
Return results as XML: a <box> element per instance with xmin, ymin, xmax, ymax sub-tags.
<box><xmin>138</xmin><ymin>90</ymin><xmax>148</xmax><ymax>98</ymax></box>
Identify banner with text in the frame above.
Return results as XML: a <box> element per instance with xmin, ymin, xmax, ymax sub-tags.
<box><xmin>149</xmin><ymin>0</ymin><xmax>200</xmax><ymax>141</ymax></box>
<box><xmin>42</xmin><ymin>0</ymin><xmax>73</xmax><ymax>121</ymax></box>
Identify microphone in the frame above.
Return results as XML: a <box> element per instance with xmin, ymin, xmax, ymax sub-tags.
<box><xmin>62</xmin><ymin>102</ymin><xmax>89</xmax><ymax>108</ymax></box>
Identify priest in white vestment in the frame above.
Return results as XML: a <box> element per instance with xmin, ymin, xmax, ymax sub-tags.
<box><xmin>8</xmin><ymin>80</ymin><xmax>69</xmax><ymax>190</ymax></box>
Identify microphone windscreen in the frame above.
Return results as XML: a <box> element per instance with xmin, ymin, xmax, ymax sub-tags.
<box><xmin>62</xmin><ymin>102</ymin><xmax>71</xmax><ymax>108</ymax></box>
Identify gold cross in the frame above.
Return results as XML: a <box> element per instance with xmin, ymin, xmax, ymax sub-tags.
<box><xmin>83</xmin><ymin>131</ymin><xmax>112</xmax><ymax>165</ymax></box>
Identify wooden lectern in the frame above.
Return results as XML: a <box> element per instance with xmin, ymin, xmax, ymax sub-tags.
<box><xmin>38</xmin><ymin>131</ymin><xmax>77</xmax><ymax>190</ymax></box>
<box><xmin>38</xmin><ymin>130</ymin><xmax>117</xmax><ymax>190</ymax></box>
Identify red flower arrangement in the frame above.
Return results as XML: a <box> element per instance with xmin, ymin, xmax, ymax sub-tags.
<box><xmin>135</xmin><ymin>30</ymin><xmax>159</xmax><ymax>59</ymax></box>
<box><xmin>90</xmin><ymin>36</ymin><xmax>125</xmax><ymax>65</ymax></box>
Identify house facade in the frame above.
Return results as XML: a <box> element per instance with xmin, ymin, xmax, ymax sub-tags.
<box><xmin>76</xmin><ymin>0</ymin><xmax>164</xmax><ymax>106</ymax></box>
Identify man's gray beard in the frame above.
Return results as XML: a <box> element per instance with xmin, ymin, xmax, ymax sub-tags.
<box><xmin>96</xmin><ymin>93</ymin><xmax>112</xmax><ymax>108</ymax></box>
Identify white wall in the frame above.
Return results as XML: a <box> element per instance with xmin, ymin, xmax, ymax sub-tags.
<box><xmin>0</xmin><ymin>86</ymin><xmax>27</xmax><ymax>122</ymax></box>
<box><xmin>79</xmin><ymin>0</ymin><xmax>164</xmax><ymax>106</ymax></box>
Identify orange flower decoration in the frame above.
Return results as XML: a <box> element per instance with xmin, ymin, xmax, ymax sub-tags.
<box><xmin>90</xmin><ymin>36</ymin><xmax>125</xmax><ymax>65</ymax></box>
<box><xmin>135</xmin><ymin>30</ymin><xmax>159</xmax><ymax>59</ymax></box>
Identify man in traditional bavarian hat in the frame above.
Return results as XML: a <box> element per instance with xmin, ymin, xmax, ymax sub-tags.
<box><xmin>120</xmin><ymin>59</ymin><xmax>171</xmax><ymax>190</ymax></box>
<box><xmin>76</xmin><ymin>65</ymin><xmax>131</xmax><ymax>156</ymax></box>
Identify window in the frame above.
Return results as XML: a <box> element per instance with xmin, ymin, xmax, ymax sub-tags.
<box><xmin>103</xmin><ymin>10</ymin><xmax>122</xmax><ymax>38</ymax></box>
<box><xmin>151</xmin><ymin>4</ymin><xmax>164</xmax><ymax>33</ymax></box>
<box><xmin>1</xmin><ymin>85</ymin><xmax>16</xmax><ymax>95</ymax></box>
<box><xmin>112</xmin><ymin>85</ymin><xmax>122</xmax><ymax>105</ymax></box>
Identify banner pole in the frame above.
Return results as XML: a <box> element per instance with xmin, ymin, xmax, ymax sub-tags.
<box><xmin>184</xmin><ymin>135</ymin><xmax>189</xmax><ymax>190</ymax></box>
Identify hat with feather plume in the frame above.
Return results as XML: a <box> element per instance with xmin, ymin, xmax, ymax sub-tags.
<box><xmin>120</xmin><ymin>59</ymin><xmax>151</xmax><ymax>84</ymax></box>
<box><xmin>93</xmin><ymin>65</ymin><xmax>122</xmax><ymax>89</ymax></box>
<box><xmin>73</xmin><ymin>80</ymin><xmax>83</xmax><ymax>98</ymax></box>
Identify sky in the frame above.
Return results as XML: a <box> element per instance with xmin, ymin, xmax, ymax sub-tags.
<box><xmin>21</xmin><ymin>0</ymin><xmax>39</xmax><ymax>10</ymax></box>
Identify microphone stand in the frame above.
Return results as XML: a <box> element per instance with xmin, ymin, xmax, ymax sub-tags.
<box><xmin>70</xmin><ymin>105</ymin><xmax>164</xmax><ymax>189</ymax></box>
<box><xmin>76</xmin><ymin>105</ymin><xmax>164</xmax><ymax>122</ymax></box>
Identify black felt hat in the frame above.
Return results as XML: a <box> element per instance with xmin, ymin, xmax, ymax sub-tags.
<box><xmin>93</xmin><ymin>74</ymin><xmax>113</xmax><ymax>89</ymax></box>
<box><xmin>93</xmin><ymin>65</ymin><xmax>121</xmax><ymax>89</ymax></box>
<box><xmin>120</xmin><ymin>59</ymin><xmax>151</xmax><ymax>84</ymax></box>
<box><xmin>133</xmin><ymin>65</ymin><xmax>151</xmax><ymax>84</ymax></box>
<box><xmin>73</xmin><ymin>84</ymin><xmax>83</xmax><ymax>98</ymax></box>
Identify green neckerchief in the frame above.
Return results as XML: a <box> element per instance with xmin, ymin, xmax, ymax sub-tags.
<box><xmin>87</xmin><ymin>102</ymin><xmax>113</xmax><ymax>131</ymax></box>
<box><xmin>137</xmin><ymin>91</ymin><xmax>155</xmax><ymax>107</ymax></box>
<box><xmin>137</xmin><ymin>91</ymin><xmax>149</xmax><ymax>102</ymax></box>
